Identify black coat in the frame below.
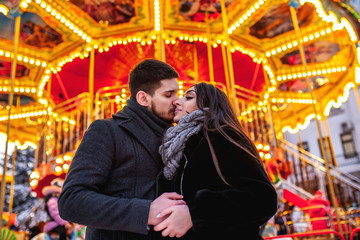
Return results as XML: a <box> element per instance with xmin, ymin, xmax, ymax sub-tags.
<box><xmin>161</xmin><ymin>131</ymin><xmax>278</xmax><ymax>240</ymax></box>
<box><xmin>58</xmin><ymin>106</ymin><xmax>168</xmax><ymax>240</ymax></box>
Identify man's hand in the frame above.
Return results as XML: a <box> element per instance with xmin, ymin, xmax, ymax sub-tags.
<box><xmin>153</xmin><ymin>204</ymin><xmax>192</xmax><ymax>238</ymax></box>
<box><xmin>148</xmin><ymin>192</ymin><xmax>185</xmax><ymax>226</ymax></box>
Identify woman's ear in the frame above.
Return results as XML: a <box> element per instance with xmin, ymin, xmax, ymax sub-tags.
<box><xmin>136</xmin><ymin>91</ymin><xmax>150</xmax><ymax>107</ymax></box>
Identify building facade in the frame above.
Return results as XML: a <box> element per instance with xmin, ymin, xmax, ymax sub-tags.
<box><xmin>284</xmin><ymin>86</ymin><xmax>360</xmax><ymax>178</ymax></box>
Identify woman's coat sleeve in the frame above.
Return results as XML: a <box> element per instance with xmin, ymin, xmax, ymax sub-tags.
<box><xmin>188</xmin><ymin>135</ymin><xmax>278</xmax><ymax>233</ymax></box>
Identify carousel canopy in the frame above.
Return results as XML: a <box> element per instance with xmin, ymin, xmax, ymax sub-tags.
<box><xmin>0</xmin><ymin>0</ymin><xmax>359</xmax><ymax>146</ymax></box>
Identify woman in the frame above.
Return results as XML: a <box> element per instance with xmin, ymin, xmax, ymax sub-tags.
<box><xmin>155</xmin><ymin>83</ymin><xmax>278</xmax><ymax>239</ymax></box>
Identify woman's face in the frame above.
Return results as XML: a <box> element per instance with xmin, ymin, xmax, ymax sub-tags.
<box><xmin>173</xmin><ymin>86</ymin><xmax>199</xmax><ymax>123</ymax></box>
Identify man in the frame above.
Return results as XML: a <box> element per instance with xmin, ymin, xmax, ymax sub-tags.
<box><xmin>58</xmin><ymin>59</ymin><xmax>184</xmax><ymax>240</ymax></box>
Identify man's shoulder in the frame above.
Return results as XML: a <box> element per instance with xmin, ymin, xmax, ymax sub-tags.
<box><xmin>91</xmin><ymin>111</ymin><xmax>131</xmax><ymax>125</ymax></box>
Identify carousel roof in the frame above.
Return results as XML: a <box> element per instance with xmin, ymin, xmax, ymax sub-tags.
<box><xmin>0</xmin><ymin>0</ymin><xmax>359</xmax><ymax>146</ymax></box>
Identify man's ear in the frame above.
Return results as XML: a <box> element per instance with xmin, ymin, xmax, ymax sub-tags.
<box><xmin>136</xmin><ymin>91</ymin><xmax>150</xmax><ymax>107</ymax></box>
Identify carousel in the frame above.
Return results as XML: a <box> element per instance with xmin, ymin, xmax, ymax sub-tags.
<box><xmin>0</xmin><ymin>0</ymin><xmax>360</xmax><ymax>239</ymax></box>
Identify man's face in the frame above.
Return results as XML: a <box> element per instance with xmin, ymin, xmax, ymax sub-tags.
<box><xmin>147</xmin><ymin>78</ymin><xmax>179</xmax><ymax>123</ymax></box>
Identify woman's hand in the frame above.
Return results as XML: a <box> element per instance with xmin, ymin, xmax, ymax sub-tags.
<box><xmin>148</xmin><ymin>192</ymin><xmax>185</xmax><ymax>226</ymax></box>
<box><xmin>153</xmin><ymin>204</ymin><xmax>193</xmax><ymax>238</ymax></box>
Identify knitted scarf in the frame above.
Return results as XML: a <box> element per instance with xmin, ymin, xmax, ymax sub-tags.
<box><xmin>125</xmin><ymin>97</ymin><xmax>170</xmax><ymax>137</ymax></box>
<box><xmin>159</xmin><ymin>109</ymin><xmax>208</xmax><ymax>180</ymax></box>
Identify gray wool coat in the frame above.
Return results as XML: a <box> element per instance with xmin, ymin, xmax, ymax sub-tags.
<box><xmin>58</xmin><ymin>106</ymin><xmax>168</xmax><ymax>240</ymax></box>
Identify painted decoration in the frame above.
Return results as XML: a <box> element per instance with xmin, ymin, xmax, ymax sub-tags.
<box><xmin>70</xmin><ymin>0</ymin><xmax>135</xmax><ymax>25</ymax></box>
<box><xmin>179</xmin><ymin>0</ymin><xmax>234</xmax><ymax>22</ymax></box>
<box><xmin>0</xmin><ymin>60</ymin><xmax>30</xmax><ymax>78</ymax></box>
<box><xmin>278</xmin><ymin>76</ymin><xmax>329</xmax><ymax>92</ymax></box>
<box><xmin>280</xmin><ymin>41</ymin><xmax>340</xmax><ymax>65</ymax></box>
<box><xmin>250</xmin><ymin>3</ymin><xmax>314</xmax><ymax>39</ymax></box>
<box><xmin>0</xmin><ymin>94</ymin><xmax>35</xmax><ymax>110</ymax></box>
<box><xmin>0</xmin><ymin>12</ymin><xmax>63</xmax><ymax>48</ymax></box>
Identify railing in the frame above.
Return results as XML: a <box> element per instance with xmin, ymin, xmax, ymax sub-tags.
<box><xmin>235</xmin><ymin>86</ymin><xmax>275</xmax><ymax>146</ymax></box>
<box><xmin>278</xmin><ymin>138</ymin><xmax>360</xmax><ymax>209</ymax></box>
<box><xmin>37</xmin><ymin>93</ymin><xmax>90</xmax><ymax>162</ymax></box>
<box><xmin>276</xmin><ymin>197</ymin><xmax>360</xmax><ymax>239</ymax></box>
<box><xmin>268</xmin><ymin>206</ymin><xmax>360</xmax><ymax>239</ymax></box>
<box><xmin>264</xmin><ymin>230</ymin><xmax>345</xmax><ymax>240</ymax></box>
<box><xmin>350</xmin><ymin>228</ymin><xmax>360</xmax><ymax>240</ymax></box>
<box><xmin>282</xmin><ymin>180</ymin><xmax>314</xmax><ymax>200</ymax></box>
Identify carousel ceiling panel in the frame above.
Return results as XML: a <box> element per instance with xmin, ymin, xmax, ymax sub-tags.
<box><xmin>52</xmin><ymin>0</ymin><xmax>152</xmax><ymax>37</ymax></box>
<box><xmin>274</xmin><ymin>36</ymin><xmax>354</xmax><ymax>84</ymax></box>
<box><xmin>279</xmin><ymin>40</ymin><xmax>339</xmax><ymax>65</ymax></box>
<box><xmin>228</xmin><ymin>2</ymin><xmax>330</xmax><ymax>50</ymax></box>
<box><xmin>249</xmin><ymin>2</ymin><xmax>315</xmax><ymax>39</ymax></box>
<box><xmin>164</xmin><ymin>0</ymin><xmax>237</xmax><ymax>31</ymax></box>
<box><xmin>0</xmin><ymin>11</ymin><xmax>63</xmax><ymax>49</ymax></box>
<box><xmin>0</xmin><ymin>10</ymin><xmax>82</xmax><ymax>52</ymax></box>
<box><xmin>0</xmin><ymin>59</ymin><xmax>30</xmax><ymax>78</ymax></box>
<box><xmin>69</xmin><ymin>0</ymin><xmax>136</xmax><ymax>26</ymax></box>
<box><xmin>0</xmin><ymin>10</ymin><xmax>85</xmax><ymax>68</ymax></box>
<box><xmin>0</xmin><ymin>93</ymin><xmax>36</xmax><ymax>109</ymax></box>
<box><xmin>278</xmin><ymin>75</ymin><xmax>329</xmax><ymax>93</ymax></box>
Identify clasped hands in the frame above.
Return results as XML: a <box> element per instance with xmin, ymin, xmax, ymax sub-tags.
<box><xmin>148</xmin><ymin>192</ymin><xmax>192</xmax><ymax>238</ymax></box>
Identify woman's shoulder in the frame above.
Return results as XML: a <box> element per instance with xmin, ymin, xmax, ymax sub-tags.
<box><xmin>187</xmin><ymin>131</ymin><xmax>206</xmax><ymax>147</ymax></box>
<box><xmin>208</xmin><ymin>127</ymin><xmax>241</xmax><ymax>142</ymax></box>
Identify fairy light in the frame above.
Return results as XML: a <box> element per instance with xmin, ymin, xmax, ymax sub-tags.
<box><xmin>300</xmin><ymin>0</ymin><xmax>358</xmax><ymax>42</ymax></box>
<box><xmin>33</xmin><ymin>0</ymin><xmax>91</xmax><ymax>42</ymax></box>
<box><xmin>228</xmin><ymin>0</ymin><xmax>268</xmax><ymax>34</ymax></box>
<box><xmin>0</xmin><ymin>106</ymin><xmax>49</xmax><ymax>122</ymax></box>
<box><xmin>324</xmin><ymin>82</ymin><xmax>354</xmax><ymax>116</ymax></box>
<box><xmin>276</xmin><ymin>66</ymin><xmax>347</xmax><ymax>81</ymax></box>
<box><xmin>15</xmin><ymin>140</ymin><xmax>37</xmax><ymax>150</ymax></box>
<box><xmin>19</xmin><ymin>1</ymin><xmax>28</xmax><ymax>9</ymax></box>
<box><xmin>56</xmin><ymin>157</ymin><xmax>64</xmax><ymax>164</ymax></box>
<box><xmin>0</xmin><ymin>4</ymin><xmax>9</xmax><ymax>15</ymax></box>
<box><xmin>266</xmin><ymin>28</ymin><xmax>335</xmax><ymax>57</ymax></box>
<box><xmin>356</xmin><ymin>66</ymin><xmax>360</xmax><ymax>83</ymax></box>
<box><xmin>154</xmin><ymin>0</ymin><xmax>160</xmax><ymax>31</ymax></box>
<box><xmin>282</xmin><ymin>113</ymin><xmax>319</xmax><ymax>133</ymax></box>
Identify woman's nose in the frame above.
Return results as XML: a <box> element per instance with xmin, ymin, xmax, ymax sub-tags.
<box><xmin>174</xmin><ymin>98</ymin><xmax>181</xmax><ymax>106</ymax></box>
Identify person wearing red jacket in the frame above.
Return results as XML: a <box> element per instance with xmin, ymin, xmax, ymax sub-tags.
<box><xmin>307</xmin><ymin>190</ymin><xmax>331</xmax><ymax>230</ymax></box>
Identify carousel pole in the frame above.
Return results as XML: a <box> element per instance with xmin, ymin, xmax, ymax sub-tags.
<box><xmin>0</xmin><ymin>15</ymin><xmax>21</xmax><ymax>231</ymax></box>
<box><xmin>159</xmin><ymin>0</ymin><xmax>165</xmax><ymax>62</ymax></box>
<box><xmin>205</xmin><ymin>12</ymin><xmax>215</xmax><ymax>84</ymax></box>
<box><xmin>46</xmin><ymin>74</ymin><xmax>52</xmax><ymax>160</ymax></box>
<box><xmin>266</xmin><ymin>104</ymin><xmax>277</xmax><ymax>148</ymax></box>
<box><xmin>155</xmin><ymin>0</ymin><xmax>165</xmax><ymax>61</ymax></box>
<box><xmin>262</xmin><ymin>66</ymin><xmax>277</xmax><ymax>148</ymax></box>
<box><xmin>8</xmin><ymin>146</ymin><xmax>16</xmax><ymax>215</ymax></box>
<box><xmin>8</xmin><ymin>96</ymin><xmax>20</xmax><ymax>215</ymax></box>
<box><xmin>88</xmin><ymin>47</ymin><xmax>95</xmax><ymax>124</ymax></box>
<box><xmin>193</xmin><ymin>43</ymin><xmax>198</xmax><ymax>81</ymax></box>
<box><xmin>220</xmin><ymin>0</ymin><xmax>239</xmax><ymax>116</ymax></box>
<box><xmin>241</xmin><ymin>101</ymin><xmax>249</xmax><ymax>134</ymax></box>
<box><xmin>289</xmin><ymin>5</ymin><xmax>343</xmax><ymax>234</ymax></box>
<box><xmin>220</xmin><ymin>44</ymin><xmax>231</xmax><ymax>93</ymax></box>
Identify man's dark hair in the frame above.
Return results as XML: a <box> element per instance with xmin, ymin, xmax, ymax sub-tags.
<box><xmin>129</xmin><ymin>59</ymin><xmax>179</xmax><ymax>97</ymax></box>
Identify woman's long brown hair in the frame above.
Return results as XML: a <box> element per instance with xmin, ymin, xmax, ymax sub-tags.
<box><xmin>194</xmin><ymin>82</ymin><xmax>261</xmax><ymax>162</ymax></box>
